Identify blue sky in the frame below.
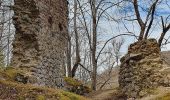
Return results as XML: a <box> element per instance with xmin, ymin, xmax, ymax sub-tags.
<box><xmin>97</xmin><ymin>0</ymin><xmax>170</xmax><ymax>55</ymax></box>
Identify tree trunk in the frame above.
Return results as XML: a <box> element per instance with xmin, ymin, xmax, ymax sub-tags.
<box><xmin>67</xmin><ymin>37</ymin><xmax>72</xmax><ymax>77</ymax></box>
<box><xmin>91</xmin><ymin>0</ymin><xmax>97</xmax><ymax>91</ymax></box>
<box><xmin>71</xmin><ymin>0</ymin><xmax>81</xmax><ymax>77</ymax></box>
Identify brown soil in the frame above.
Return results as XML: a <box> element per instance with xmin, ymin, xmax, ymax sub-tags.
<box><xmin>88</xmin><ymin>89</ymin><xmax>121</xmax><ymax>100</ymax></box>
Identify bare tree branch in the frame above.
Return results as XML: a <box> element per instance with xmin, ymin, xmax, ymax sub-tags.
<box><xmin>133</xmin><ymin>0</ymin><xmax>145</xmax><ymax>40</ymax></box>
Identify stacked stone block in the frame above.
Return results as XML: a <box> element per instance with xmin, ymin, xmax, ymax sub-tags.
<box><xmin>119</xmin><ymin>39</ymin><xmax>170</xmax><ymax>98</ymax></box>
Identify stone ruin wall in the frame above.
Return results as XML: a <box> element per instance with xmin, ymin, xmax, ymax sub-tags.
<box><xmin>119</xmin><ymin>39</ymin><xmax>170</xmax><ymax>98</ymax></box>
<box><xmin>11</xmin><ymin>0</ymin><xmax>68</xmax><ymax>87</ymax></box>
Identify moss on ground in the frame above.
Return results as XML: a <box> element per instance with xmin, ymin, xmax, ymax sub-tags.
<box><xmin>36</xmin><ymin>95</ymin><xmax>46</xmax><ymax>100</ymax></box>
<box><xmin>0</xmin><ymin>67</ymin><xmax>26</xmax><ymax>81</ymax></box>
<box><xmin>0</xmin><ymin>68</ymin><xmax>89</xmax><ymax>100</ymax></box>
<box><xmin>64</xmin><ymin>77</ymin><xmax>82</xmax><ymax>87</ymax></box>
<box><xmin>0</xmin><ymin>80</ymin><xmax>89</xmax><ymax>100</ymax></box>
<box><xmin>154</xmin><ymin>93</ymin><xmax>170</xmax><ymax>100</ymax></box>
<box><xmin>64</xmin><ymin>77</ymin><xmax>92</xmax><ymax>95</ymax></box>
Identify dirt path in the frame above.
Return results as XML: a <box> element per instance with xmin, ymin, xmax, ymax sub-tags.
<box><xmin>88</xmin><ymin>87</ymin><xmax>170</xmax><ymax>100</ymax></box>
<box><xmin>88</xmin><ymin>89</ymin><xmax>116</xmax><ymax>100</ymax></box>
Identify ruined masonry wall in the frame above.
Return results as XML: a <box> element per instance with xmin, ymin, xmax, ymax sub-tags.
<box><xmin>12</xmin><ymin>0</ymin><xmax>68</xmax><ymax>87</ymax></box>
<box><xmin>119</xmin><ymin>39</ymin><xmax>170</xmax><ymax>98</ymax></box>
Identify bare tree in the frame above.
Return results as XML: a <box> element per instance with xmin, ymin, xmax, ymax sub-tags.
<box><xmin>67</xmin><ymin>0</ymin><xmax>143</xmax><ymax>91</ymax></box>
<box><xmin>76</xmin><ymin>0</ymin><xmax>125</xmax><ymax>90</ymax></box>
<box><xmin>132</xmin><ymin>0</ymin><xmax>170</xmax><ymax>44</ymax></box>
<box><xmin>71</xmin><ymin>0</ymin><xmax>81</xmax><ymax>77</ymax></box>
<box><xmin>0</xmin><ymin>0</ymin><xmax>14</xmax><ymax>66</ymax></box>
<box><xmin>112</xmin><ymin>38</ymin><xmax>124</xmax><ymax>66</ymax></box>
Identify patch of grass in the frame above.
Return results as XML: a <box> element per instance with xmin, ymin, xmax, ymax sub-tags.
<box><xmin>64</xmin><ymin>77</ymin><xmax>82</xmax><ymax>87</ymax></box>
<box><xmin>64</xmin><ymin>77</ymin><xmax>92</xmax><ymax>95</ymax></box>
<box><xmin>0</xmin><ymin>68</ymin><xmax>90</xmax><ymax>100</ymax></box>
<box><xmin>36</xmin><ymin>95</ymin><xmax>45</xmax><ymax>100</ymax></box>
<box><xmin>0</xmin><ymin>79</ymin><xmax>89</xmax><ymax>100</ymax></box>
<box><xmin>4</xmin><ymin>67</ymin><xmax>22</xmax><ymax>79</ymax></box>
<box><xmin>154</xmin><ymin>93</ymin><xmax>170</xmax><ymax>100</ymax></box>
<box><xmin>61</xmin><ymin>91</ymin><xmax>86</xmax><ymax>100</ymax></box>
